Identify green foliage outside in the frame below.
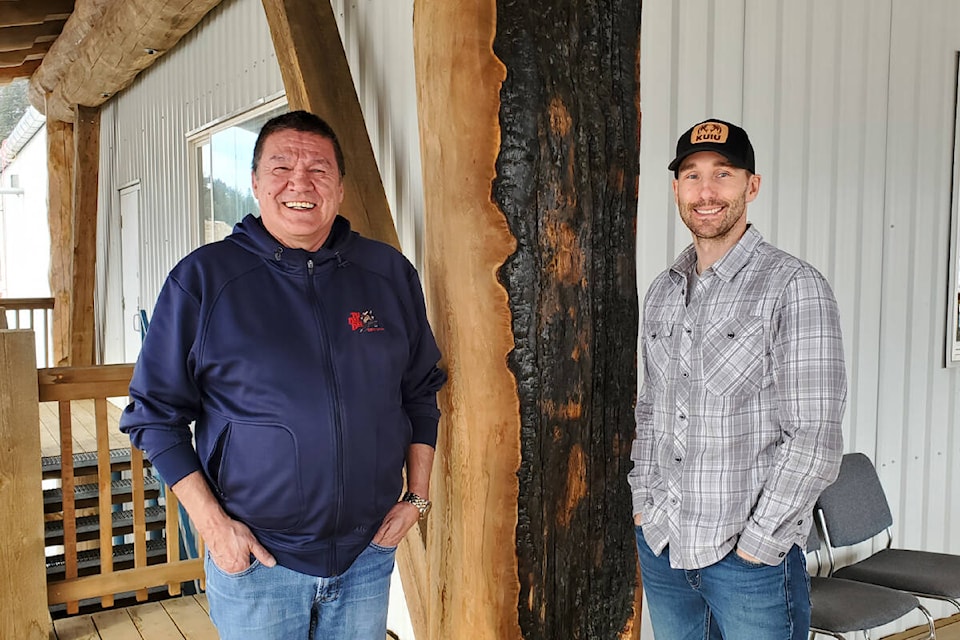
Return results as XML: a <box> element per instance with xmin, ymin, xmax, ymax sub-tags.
<box><xmin>0</xmin><ymin>79</ymin><xmax>31</xmax><ymax>144</ymax></box>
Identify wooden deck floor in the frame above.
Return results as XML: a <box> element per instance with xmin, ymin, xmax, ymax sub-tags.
<box><xmin>883</xmin><ymin>613</ymin><xmax>960</xmax><ymax>640</ymax></box>
<box><xmin>51</xmin><ymin>595</ymin><xmax>216</xmax><ymax>640</ymax></box>
<box><xmin>40</xmin><ymin>398</ymin><xmax>128</xmax><ymax>457</ymax></box>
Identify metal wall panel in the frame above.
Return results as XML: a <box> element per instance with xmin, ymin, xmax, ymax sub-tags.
<box><xmin>878</xmin><ymin>0</ymin><xmax>960</xmax><ymax>583</ymax></box>
<box><xmin>98</xmin><ymin>0</ymin><xmax>283</xmax><ymax>344</ymax></box>
<box><xmin>97</xmin><ymin>0</ymin><xmax>424</xmax><ymax>362</ymax></box>
<box><xmin>638</xmin><ymin>0</ymin><xmax>958</xmax><ymax>632</ymax></box>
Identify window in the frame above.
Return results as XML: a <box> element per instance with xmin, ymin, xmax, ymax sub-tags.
<box><xmin>946</xmin><ymin>57</ymin><xmax>960</xmax><ymax>365</ymax></box>
<box><xmin>188</xmin><ymin>97</ymin><xmax>287</xmax><ymax>244</ymax></box>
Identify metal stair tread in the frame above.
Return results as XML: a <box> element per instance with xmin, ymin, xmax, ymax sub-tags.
<box><xmin>44</xmin><ymin>505</ymin><xmax>167</xmax><ymax>540</ymax></box>
<box><xmin>45</xmin><ymin>538</ymin><xmax>169</xmax><ymax>574</ymax></box>
<box><xmin>43</xmin><ymin>475</ymin><xmax>162</xmax><ymax>507</ymax></box>
<box><xmin>41</xmin><ymin>447</ymin><xmax>150</xmax><ymax>478</ymax></box>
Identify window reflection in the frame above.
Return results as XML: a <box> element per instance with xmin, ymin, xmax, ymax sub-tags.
<box><xmin>196</xmin><ymin>104</ymin><xmax>287</xmax><ymax>244</ymax></box>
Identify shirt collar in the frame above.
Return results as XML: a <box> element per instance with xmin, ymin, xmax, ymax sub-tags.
<box><xmin>669</xmin><ymin>225</ymin><xmax>763</xmax><ymax>283</ymax></box>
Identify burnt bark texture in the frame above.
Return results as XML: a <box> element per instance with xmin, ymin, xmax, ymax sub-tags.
<box><xmin>493</xmin><ymin>2</ymin><xmax>641</xmax><ymax>639</ymax></box>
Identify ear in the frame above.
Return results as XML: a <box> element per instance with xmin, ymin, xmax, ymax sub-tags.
<box><xmin>745</xmin><ymin>173</ymin><xmax>761</xmax><ymax>203</ymax></box>
<box><xmin>251</xmin><ymin>170</ymin><xmax>260</xmax><ymax>200</ymax></box>
<box><xmin>671</xmin><ymin>178</ymin><xmax>680</xmax><ymax>204</ymax></box>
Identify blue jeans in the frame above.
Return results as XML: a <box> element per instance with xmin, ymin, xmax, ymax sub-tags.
<box><xmin>635</xmin><ymin>526</ymin><xmax>810</xmax><ymax>640</ymax></box>
<box><xmin>204</xmin><ymin>541</ymin><xmax>396</xmax><ymax>640</ymax></box>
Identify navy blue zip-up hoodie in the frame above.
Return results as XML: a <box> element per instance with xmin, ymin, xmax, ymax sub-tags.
<box><xmin>120</xmin><ymin>214</ymin><xmax>446</xmax><ymax>577</ymax></box>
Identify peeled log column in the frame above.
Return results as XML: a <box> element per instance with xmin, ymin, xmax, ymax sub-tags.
<box><xmin>415</xmin><ymin>0</ymin><xmax>641</xmax><ymax>638</ymax></box>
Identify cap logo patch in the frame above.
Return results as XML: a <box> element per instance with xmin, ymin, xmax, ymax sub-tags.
<box><xmin>691</xmin><ymin>122</ymin><xmax>728</xmax><ymax>145</ymax></box>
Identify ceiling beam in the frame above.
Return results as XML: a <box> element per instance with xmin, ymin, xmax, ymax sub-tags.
<box><xmin>0</xmin><ymin>0</ymin><xmax>75</xmax><ymax>28</ymax></box>
<box><xmin>0</xmin><ymin>42</ymin><xmax>53</xmax><ymax>68</ymax></box>
<box><xmin>29</xmin><ymin>0</ymin><xmax>223</xmax><ymax>123</ymax></box>
<box><xmin>0</xmin><ymin>20</ymin><xmax>65</xmax><ymax>52</ymax></box>
<box><xmin>0</xmin><ymin>59</ymin><xmax>40</xmax><ymax>85</ymax></box>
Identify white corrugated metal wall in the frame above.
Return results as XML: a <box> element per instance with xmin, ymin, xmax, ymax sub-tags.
<box><xmin>96</xmin><ymin>0</ymin><xmax>424</xmax><ymax>366</ymax></box>
<box><xmin>638</xmin><ymin>0</ymin><xmax>959</xmax><ymax>634</ymax></box>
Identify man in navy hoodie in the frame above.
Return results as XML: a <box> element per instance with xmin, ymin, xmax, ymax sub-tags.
<box><xmin>120</xmin><ymin>111</ymin><xmax>446</xmax><ymax>640</ymax></box>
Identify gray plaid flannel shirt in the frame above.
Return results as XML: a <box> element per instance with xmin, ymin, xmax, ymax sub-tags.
<box><xmin>629</xmin><ymin>226</ymin><xmax>846</xmax><ymax>569</ymax></box>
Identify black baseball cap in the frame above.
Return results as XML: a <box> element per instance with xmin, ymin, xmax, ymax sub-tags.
<box><xmin>667</xmin><ymin>119</ymin><xmax>755</xmax><ymax>176</ymax></box>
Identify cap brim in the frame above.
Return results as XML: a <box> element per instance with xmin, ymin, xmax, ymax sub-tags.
<box><xmin>668</xmin><ymin>146</ymin><xmax>750</xmax><ymax>173</ymax></box>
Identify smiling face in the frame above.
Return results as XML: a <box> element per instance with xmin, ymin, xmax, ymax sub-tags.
<box><xmin>251</xmin><ymin>128</ymin><xmax>345</xmax><ymax>251</ymax></box>
<box><xmin>672</xmin><ymin>150</ymin><xmax>760</xmax><ymax>246</ymax></box>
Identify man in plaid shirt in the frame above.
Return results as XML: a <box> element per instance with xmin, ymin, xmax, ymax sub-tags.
<box><xmin>630</xmin><ymin>119</ymin><xmax>846</xmax><ymax>639</ymax></box>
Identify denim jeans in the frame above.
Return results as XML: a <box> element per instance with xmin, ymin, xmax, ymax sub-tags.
<box><xmin>635</xmin><ymin>525</ymin><xmax>810</xmax><ymax>640</ymax></box>
<box><xmin>204</xmin><ymin>541</ymin><xmax>396</xmax><ymax>640</ymax></box>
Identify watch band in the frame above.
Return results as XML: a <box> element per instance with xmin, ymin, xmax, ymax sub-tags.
<box><xmin>401</xmin><ymin>491</ymin><xmax>431</xmax><ymax>519</ymax></box>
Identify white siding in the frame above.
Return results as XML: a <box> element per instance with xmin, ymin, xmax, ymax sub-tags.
<box><xmin>0</xmin><ymin>116</ymin><xmax>49</xmax><ymax>299</ymax></box>
<box><xmin>639</xmin><ymin>0</ymin><xmax>960</xmax><ymax>633</ymax></box>
<box><xmin>97</xmin><ymin>0</ymin><xmax>424</xmax><ymax>363</ymax></box>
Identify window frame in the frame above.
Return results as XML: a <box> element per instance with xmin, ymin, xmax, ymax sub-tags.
<box><xmin>944</xmin><ymin>56</ymin><xmax>960</xmax><ymax>366</ymax></box>
<box><xmin>186</xmin><ymin>95</ymin><xmax>288</xmax><ymax>246</ymax></box>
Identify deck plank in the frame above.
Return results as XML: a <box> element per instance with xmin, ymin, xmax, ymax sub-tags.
<box><xmin>40</xmin><ymin>398</ymin><xmax>127</xmax><ymax>456</ymax></box>
<box><xmin>128</xmin><ymin>601</ymin><xmax>185</xmax><ymax>640</ymax></box>
<box><xmin>53</xmin><ymin>615</ymin><xmax>99</xmax><ymax>640</ymax></box>
<box><xmin>161</xmin><ymin>596</ymin><xmax>218</xmax><ymax>639</ymax></box>
<box><xmin>90</xmin><ymin>609</ymin><xmax>142</xmax><ymax>640</ymax></box>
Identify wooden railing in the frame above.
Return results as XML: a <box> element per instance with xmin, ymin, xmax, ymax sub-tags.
<box><xmin>0</xmin><ymin>329</ymin><xmax>204</xmax><ymax>638</ymax></box>
<box><xmin>0</xmin><ymin>297</ymin><xmax>55</xmax><ymax>367</ymax></box>
<box><xmin>40</xmin><ymin>364</ymin><xmax>205</xmax><ymax>613</ymax></box>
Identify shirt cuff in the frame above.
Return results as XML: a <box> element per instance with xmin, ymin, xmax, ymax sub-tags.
<box><xmin>737</xmin><ymin>524</ymin><xmax>795</xmax><ymax>566</ymax></box>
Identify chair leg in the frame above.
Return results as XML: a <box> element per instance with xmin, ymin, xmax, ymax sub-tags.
<box><xmin>916</xmin><ymin>604</ymin><xmax>936</xmax><ymax>640</ymax></box>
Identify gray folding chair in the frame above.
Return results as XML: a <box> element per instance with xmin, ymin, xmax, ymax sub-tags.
<box><xmin>806</xmin><ymin>521</ymin><xmax>935</xmax><ymax>640</ymax></box>
<box><xmin>815</xmin><ymin>453</ymin><xmax>960</xmax><ymax>614</ymax></box>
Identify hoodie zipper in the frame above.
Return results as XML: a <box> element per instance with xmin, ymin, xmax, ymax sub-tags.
<box><xmin>306</xmin><ymin>257</ymin><xmax>345</xmax><ymax>572</ymax></box>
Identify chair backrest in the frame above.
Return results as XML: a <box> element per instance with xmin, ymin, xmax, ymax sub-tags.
<box><xmin>816</xmin><ymin>452</ymin><xmax>893</xmax><ymax>547</ymax></box>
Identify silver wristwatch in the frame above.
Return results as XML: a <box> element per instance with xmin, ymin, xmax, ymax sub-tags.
<box><xmin>401</xmin><ymin>491</ymin><xmax>431</xmax><ymax>519</ymax></box>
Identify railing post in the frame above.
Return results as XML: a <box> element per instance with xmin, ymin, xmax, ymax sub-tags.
<box><xmin>0</xmin><ymin>330</ymin><xmax>52</xmax><ymax>639</ymax></box>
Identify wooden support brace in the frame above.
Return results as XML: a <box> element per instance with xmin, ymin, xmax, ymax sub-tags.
<box><xmin>260</xmin><ymin>0</ymin><xmax>400</xmax><ymax>249</ymax></box>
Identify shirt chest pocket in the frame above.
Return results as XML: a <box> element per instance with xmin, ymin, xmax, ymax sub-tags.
<box><xmin>701</xmin><ymin>317</ymin><xmax>766</xmax><ymax>397</ymax></box>
<box><xmin>642</xmin><ymin>321</ymin><xmax>674</xmax><ymax>390</ymax></box>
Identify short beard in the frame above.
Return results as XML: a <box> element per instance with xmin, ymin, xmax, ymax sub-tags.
<box><xmin>679</xmin><ymin>188</ymin><xmax>747</xmax><ymax>242</ymax></box>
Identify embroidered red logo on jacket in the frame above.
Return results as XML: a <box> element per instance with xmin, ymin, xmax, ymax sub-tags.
<box><xmin>348</xmin><ymin>310</ymin><xmax>384</xmax><ymax>333</ymax></box>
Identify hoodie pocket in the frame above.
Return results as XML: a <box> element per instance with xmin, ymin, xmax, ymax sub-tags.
<box><xmin>212</xmin><ymin>422</ymin><xmax>305</xmax><ymax>532</ymax></box>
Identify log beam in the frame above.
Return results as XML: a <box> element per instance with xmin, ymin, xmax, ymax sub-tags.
<box><xmin>260</xmin><ymin>0</ymin><xmax>399</xmax><ymax>249</ymax></box>
<box><xmin>28</xmin><ymin>0</ymin><xmax>223</xmax><ymax>123</ymax></box>
<box><xmin>70</xmin><ymin>105</ymin><xmax>100</xmax><ymax>366</ymax></box>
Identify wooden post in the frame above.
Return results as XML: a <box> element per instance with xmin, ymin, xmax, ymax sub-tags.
<box><xmin>70</xmin><ymin>104</ymin><xmax>100</xmax><ymax>366</ymax></box>
<box><xmin>46</xmin><ymin>112</ymin><xmax>74</xmax><ymax>366</ymax></box>
<box><xmin>415</xmin><ymin>0</ymin><xmax>642</xmax><ymax>637</ymax></box>
<box><xmin>0</xmin><ymin>330</ymin><xmax>52</xmax><ymax>639</ymax></box>
<box><xmin>413</xmin><ymin>2</ymin><xmax>522</xmax><ymax>639</ymax></box>
<box><xmin>259</xmin><ymin>0</ymin><xmax>400</xmax><ymax>249</ymax></box>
